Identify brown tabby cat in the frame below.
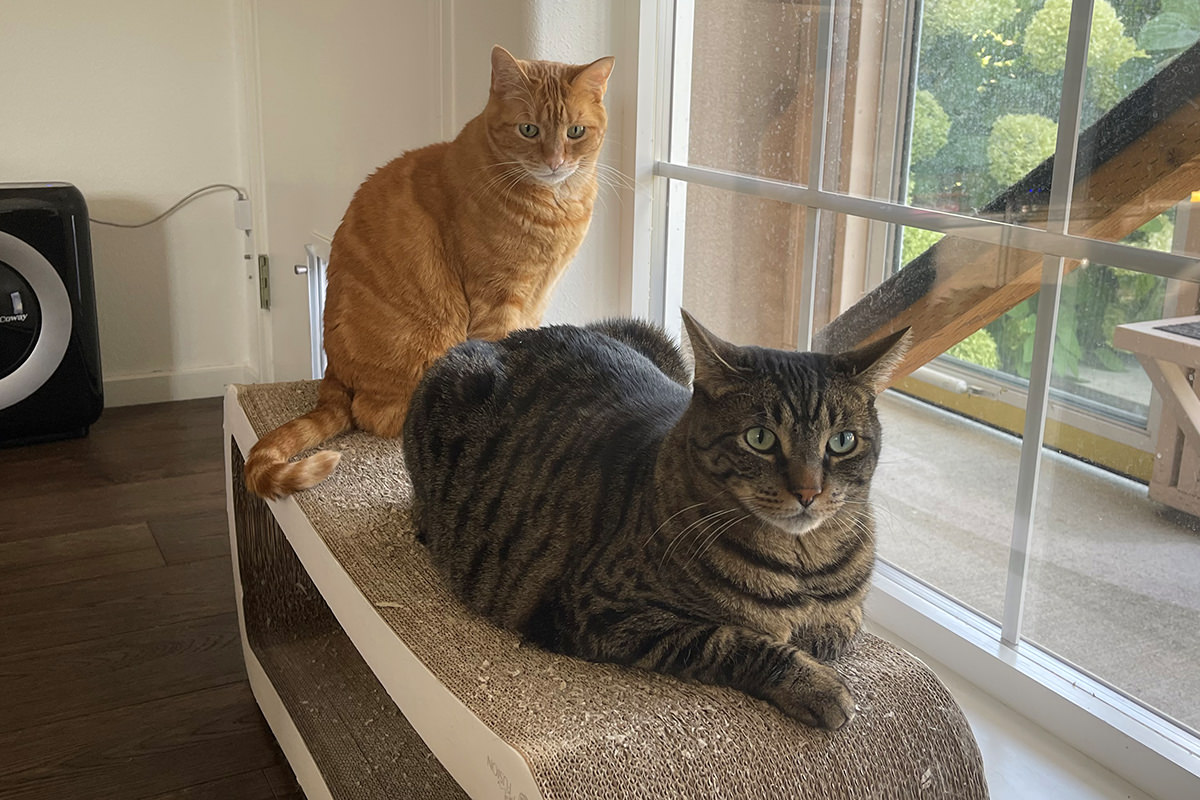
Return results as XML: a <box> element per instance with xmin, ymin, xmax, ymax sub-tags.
<box><xmin>402</xmin><ymin>312</ymin><xmax>909</xmax><ymax>729</ymax></box>
<box><xmin>245</xmin><ymin>46</ymin><xmax>615</xmax><ymax>499</ymax></box>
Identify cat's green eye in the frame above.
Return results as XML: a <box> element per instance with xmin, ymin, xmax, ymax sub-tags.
<box><xmin>827</xmin><ymin>431</ymin><xmax>857</xmax><ymax>455</ymax></box>
<box><xmin>744</xmin><ymin>427</ymin><xmax>776</xmax><ymax>452</ymax></box>
<box><xmin>518</xmin><ymin>123</ymin><xmax>540</xmax><ymax>138</ymax></box>
<box><xmin>566</xmin><ymin>124</ymin><xmax>586</xmax><ymax>139</ymax></box>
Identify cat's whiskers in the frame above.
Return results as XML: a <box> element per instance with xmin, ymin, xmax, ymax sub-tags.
<box><xmin>849</xmin><ymin>494</ymin><xmax>897</xmax><ymax>520</ymax></box>
<box><xmin>679</xmin><ymin>513</ymin><xmax>747</xmax><ymax>569</ymax></box>
<box><xmin>476</xmin><ymin>160</ymin><xmax>528</xmax><ymax>182</ymax></box>
<box><xmin>852</xmin><ymin>513</ymin><xmax>877</xmax><ymax>544</ymax></box>
<box><xmin>861</xmin><ymin>495</ymin><xmax>902</xmax><ymax>538</ymax></box>
<box><xmin>827</xmin><ymin>508</ymin><xmax>875</xmax><ymax>550</ymax></box>
<box><xmin>592</xmin><ymin>162</ymin><xmax>638</xmax><ymax>194</ymax></box>
<box><xmin>589</xmin><ymin>167</ymin><xmax>633</xmax><ymax>215</ymax></box>
<box><xmin>476</xmin><ymin>162</ymin><xmax>537</xmax><ymax>205</ymax></box>
<box><xmin>475</xmin><ymin>163</ymin><xmax>530</xmax><ymax>200</ymax></box>
<box><xmin>837</xmin><ymin>498</ymin><xmax>886</xmax><ymax>536</ymax></box>
<box><xmin>661</xmin><ymin>507</ymin><xmax>741</xmax><ymax>566</ymax></box>
<box><xmin>643</xmin><ymin>500</ymin><xmax>712</xmax><ymax>548</ymax></box>
<box><xmin>686</xmin><ymin>513</ymin><xmax>752</xmax><ymax>566</ymax></box>
<box><xmin>662</xmin><ymin>508</ymin><xmax>740</xmax><ymax>558</ymax></box>
<box><xmin>667</xmin><ymin>489</ymin><xmax>760</xmax><ymax>566</ymax></box>
<box><xmin>647</xmin><ymin>487</ymin><xmax>744</xmax><ymax>550</ymax></box>
<box><xmin>499</xmin><ymin>168</ymin><xmax>532</xmax><ymax>202</ymax></box>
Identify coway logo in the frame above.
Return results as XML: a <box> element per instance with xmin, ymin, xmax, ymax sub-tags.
<box><xmin>0</xmin><ymin>313</ymin><xmax>29</xmax><ymax>324</ymax></box>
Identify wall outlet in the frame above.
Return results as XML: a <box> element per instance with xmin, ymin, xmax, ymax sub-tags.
<box><xmin>234</xmin><ymin>197</ymin><xmax>253</xmax><ymax>232</ymax></box>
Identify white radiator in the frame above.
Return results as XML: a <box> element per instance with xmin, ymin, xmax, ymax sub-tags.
<box><xmin>300</xmin><ymin>238</ymin><xmax>329</xmax><ymax>379</ymax></box>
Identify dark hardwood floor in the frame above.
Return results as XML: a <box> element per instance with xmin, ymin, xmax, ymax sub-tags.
<box><xmin>1</xmin><ymin>398</ymin><xmax>303</xmax><ymax>800</ymax></box>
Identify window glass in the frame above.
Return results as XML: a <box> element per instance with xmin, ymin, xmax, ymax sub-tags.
<box><xmin>679</xmin><ymin>182</ymin><xmax>814</xmax><ymax>349</ymax></box>
<box><xmin>908</xmin><ymin>0</ymin><xmax>1067</xmax><ymax>227</ymax></box>
<box><xmin>672</xmin><ymin>0</ymin><xmax>1200</xmax><ymax>755</ymax></box>
<box><xmin>685</xmin><ymin>0</ymin><xmax>821</xmax><ymax>186</ymax></box>
<box><xmin>936</xmin><ymin>251</ymin><xmax>1165</xmax><ymax>425</ymax></box>
<box><xmin>1028</xmin><ymin>272</ymin><xmax>1200</xmax><ymax>731</ymax></box>
<box><xmin>902</xmin><ymin>2</ymin><xmax>1200</xmax><ymax>428</ymax></box>
<box><xmin>874</xmin><ymin>388</ymin><xmax>1017</xmax><ymax>625</ymax></box>
<box><xmin>1067</xmin><ymin>8</ymin><xmax>1200</xmax><ymax>247</ymax></box>
<box><xmin>679</xmin><ymin>185</ymin><xmax>1029</xmax><ymax>619</ymax></box>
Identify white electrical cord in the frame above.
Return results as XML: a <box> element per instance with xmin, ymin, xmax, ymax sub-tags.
<box><xmin>89</xmin><ymin>183</ymin><xmax>247</xmax><ymax>229</ymax></box>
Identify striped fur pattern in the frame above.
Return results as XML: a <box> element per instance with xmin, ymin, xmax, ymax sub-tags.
<box><xmin>244</xmin><ymin>46</ymin><xmax>615</xmax><ymax>499</ymax></box>
<box><xmin>402</xmin><ymin>312</ymin><xmax>909</xmax><ymax>729</ymax></box>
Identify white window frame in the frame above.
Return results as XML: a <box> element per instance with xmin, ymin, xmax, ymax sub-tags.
<box><xmin>626</xmin><ymin>1</ymin><xmax>1200</xmax><ymax>796</ymax></box>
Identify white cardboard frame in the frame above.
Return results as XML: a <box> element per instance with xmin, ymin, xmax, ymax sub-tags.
<box><xmin>223</xmin><ymin>386</ymin><xmax>544</xmax><ymax>800</ymax></box>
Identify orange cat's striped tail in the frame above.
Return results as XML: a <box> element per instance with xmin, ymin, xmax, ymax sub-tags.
<box><xmin>244</xmin><ymin>375</ymin><xmax>354</xmax><ymax>500</ymax></box>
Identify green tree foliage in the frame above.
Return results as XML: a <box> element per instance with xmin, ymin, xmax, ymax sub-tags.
<box><xmin>911</xmin><ymin>2</ymin><xmax>1048</xmax><ymax>212</ymax></box>
<box><xmin>947</xmin><ymin>329</ymin><xmax>1001</xmax><ymax>369</ymax></box>
<box><xmin>910</xmin><ymin>90</ymin><xmax>951</xmax><ymax>164</ymax></box>
<box><xmin>910</xmin><ymin>0</ymin><xmax>1173</xmax><ymax>213</ymax></box>
<box><xmin>901</xmin><ymin>226</ymin><xmax>946</xmax><ymax>266</ymax></box>
<box><xmin>925</xmin><ymin>0</ymin><xmax>1021</xmax><ymax>38</ymax></box>
<box><xmin>1139</xmin><ymin>0</ymin><xmax>1200</xmax><ymax>53</ymax></box>
<box><xmin>1023</xmin><ymin>0</ymin><xmax>1145</xmax><ymax>107</ymax></box>
<box><xmin>986</xmin><ymin>113</ymin><xmax>1057</xmax><ymax>185</ymax></box>
<box><xmin>909</xmin><ymin>0</ymin><xmax>1190</xmax><ymax>391</ymax></box>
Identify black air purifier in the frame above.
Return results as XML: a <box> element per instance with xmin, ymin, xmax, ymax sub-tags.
<box><xmin>0</xmin><ymin>183</ymin><xmax>103</xmax><ymax>446</ymax></box>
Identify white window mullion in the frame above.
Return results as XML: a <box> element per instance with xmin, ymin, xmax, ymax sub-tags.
<box><xmin>660</xmin><ymin>0</ymin><xmax>694</xmax><ymax>339</ymax></box>
<box><xmin>796</xmin><ymin>0</ymin><xmax>836</xmax><ymax>352</ymax></box>
<box><xmin>627</xmin><ymin>0</ymin><xmax>688</xmax><ymax>329</ymax></box>
<box><xmin>866</xmin><ymin>0</ymin><xmax>921</xmax><ymax>286</ymax></box>
<box><xmin>654</xmin><ymin>160</ymin><xmax>1200</xmax><ymax>284</ymax></box>
<box><xmin>1000</xmin><ymin>0</ymin><xmax>1096</xmax><ymax>647</ymax></box>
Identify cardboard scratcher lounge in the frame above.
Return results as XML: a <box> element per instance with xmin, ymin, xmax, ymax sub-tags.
<box><xmin>224</xmin><ymin>381</ymin><xmax>990</xmax><ymax>800</ymax></box>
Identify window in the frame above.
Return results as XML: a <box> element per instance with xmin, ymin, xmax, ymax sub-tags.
<box><xmin>639</xmin><ymin>0</ymin><xmax>1200</xmax><ymax>793</ymax></box>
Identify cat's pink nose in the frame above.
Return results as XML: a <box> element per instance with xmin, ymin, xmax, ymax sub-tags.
<box><xmin>547</xmin><ymin>155</ymin><xmax>565</xmax><ymax>171</ymax></box>
<box><xmin>790</xmin><ymin>464</ymin><xmax>822</xmax><ymax>507</ymax></box>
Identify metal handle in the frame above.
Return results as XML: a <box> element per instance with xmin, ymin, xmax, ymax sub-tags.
<box><xmin>294</xmin><ymin>264</ymin><xmax>308</xmax><ymax>275</ymax></box>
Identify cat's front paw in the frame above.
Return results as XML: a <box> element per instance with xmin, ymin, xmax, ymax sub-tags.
<box><xmin>771</xmin><ymin>663</ymin><xmax>856</xmax><ymax>730</ymax></box>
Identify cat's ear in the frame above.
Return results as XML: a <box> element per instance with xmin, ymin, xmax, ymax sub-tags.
<box><xmin>681</xmin><ymin>309</ymin><xmax>745</xmax><ymax>391</ymax></box>
<box><xmin>833</xmin><ymin>328</ymin><xmax>911</xmax><ymax>394</ymax></box>
<box><xmin>491</xmin><ymin>45</ymin><xmax>529</xmax><ymax>94</ymax></box>
<box><xmin>572</xmin><ymin>56</ymin><xmax>615</xmax><ymax>100</ymax></box>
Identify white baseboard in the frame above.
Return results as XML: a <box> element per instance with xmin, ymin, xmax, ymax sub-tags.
<box><xmin>103</xmin><ymin>364</ymin><xmax>258</xmax><ymax>407</ymax></box>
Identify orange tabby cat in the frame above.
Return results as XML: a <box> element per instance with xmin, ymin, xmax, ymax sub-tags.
<box><xmin>245</xmin><ymin>46</ymin><xmax>614</xmax><ymax>499</ymax></box>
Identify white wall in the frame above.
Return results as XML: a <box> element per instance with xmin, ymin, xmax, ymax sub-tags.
<box><xmin>248</xmin><ymin>0</ymin><xmax>444</xmax><ymax>382</ymax></box>
<box><xmin>1</xmin><ymin>0</ymin><xmax>253</xmax><ymax>406</ymax></box>
<box><xmin>524</xmin><ymin>0</ymin><xmax>632</xmax><ymax>327</ymax></box>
